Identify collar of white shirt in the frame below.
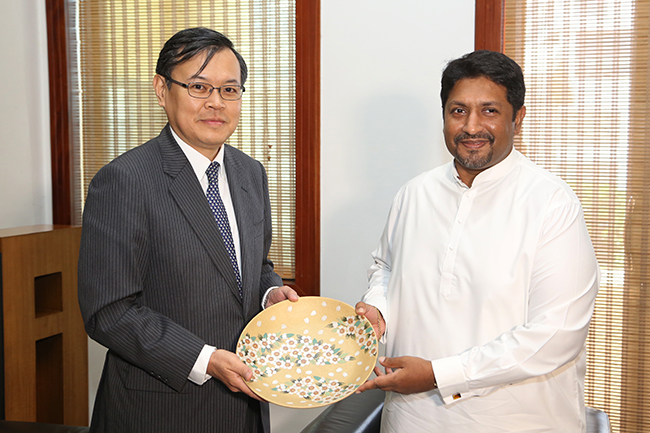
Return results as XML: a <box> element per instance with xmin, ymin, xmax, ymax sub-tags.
<box><xmin>169</xmin><ymin>126</ymin><xmax>226</xmax><ymax>185</ymax></box>
<box><xmin>449</xmin><ymin>148</ymin><xmax>521</xmax><ymax>188</ymax></box>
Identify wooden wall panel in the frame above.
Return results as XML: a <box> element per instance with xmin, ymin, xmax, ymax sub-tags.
<box><xmin>0</xmin><ymin>226</ymin><xmax>87</xmax><ymax>425</ymax></box>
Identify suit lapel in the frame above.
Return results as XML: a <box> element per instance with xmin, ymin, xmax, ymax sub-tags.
<box><xmin>158</xmin><ymin>125</ymin><xmax>243</xmax><ymax>303</ymax></box>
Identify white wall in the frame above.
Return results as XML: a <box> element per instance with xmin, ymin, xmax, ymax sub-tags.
<box><xmin>320</xmin><ymin>1</ymin><xmax>474</xmax><ymax>306</ymax></box>
<box><xmin>1</xmin><ymin>0</ymin><xmax>474</xmax><ymax>430</ymax></box>
<box><xmin>0</xmin><ymin>0</ymin><xmax>52</xmax><ymax>228</ymax></box>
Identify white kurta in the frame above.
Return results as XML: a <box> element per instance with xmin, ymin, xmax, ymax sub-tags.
<box><xmin>363</xmin><ymin>150</ymin><xmax>600</xmax><ymax>432</ymax></box>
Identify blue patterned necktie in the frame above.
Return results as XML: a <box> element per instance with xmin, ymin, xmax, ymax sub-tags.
<box><xmin>206</xmin><ymin>161</ymin><xmax>243</xmax><ymax>299</ymax></box>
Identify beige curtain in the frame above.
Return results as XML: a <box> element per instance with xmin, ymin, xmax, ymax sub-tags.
<box><xmin>505</xmin><ymin>1</ymin><xmax>650</xmax><ymax>431</ymax></box>
<box><xmin>70</xmin><ymin>0</ymin><xmax>296</xmax><ymax>278</ymax></box>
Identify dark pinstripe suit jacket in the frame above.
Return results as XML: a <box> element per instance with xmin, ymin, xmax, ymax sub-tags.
<box><xmin>78</xmin><ymin>125</ymin><xmax>282</xmax><ymax>433</ymax></box>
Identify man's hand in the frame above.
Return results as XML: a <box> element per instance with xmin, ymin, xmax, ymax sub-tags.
<box><xmin>355</xmin><ymin>301</ymin><xmax>385</xmax><ymax>340</ymax></box>
<box><xmin>266</xmin><ymin>285</ymin><xmax>299</xmax><ymax>308</ymax></box>
<box><xmin>356</xmin><ymin>356</ymin><xmax>436</xmax><ymax>395</ymax></box>
<box><xmin>206</xmin><ymin>349</ymin><xmax>262</xmax><ymax>400</ymax></box>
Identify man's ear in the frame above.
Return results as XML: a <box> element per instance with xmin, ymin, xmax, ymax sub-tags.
<box><xmin>153</xmin><ymin>74</ymin><xmax>167</xmax><ymax>108</ymax></box>
<box><xmin>514</xmin><ymin>105</ymin><xmax>526</xmax><ymax>135</ymax></box>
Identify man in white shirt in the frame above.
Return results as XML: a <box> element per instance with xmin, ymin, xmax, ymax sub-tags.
<box><xmin>356</xmin><ymin>50</ymin><xmax>600</xmax><ymax>432</ymax></box>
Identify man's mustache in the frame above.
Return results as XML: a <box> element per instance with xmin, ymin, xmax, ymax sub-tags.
<box><xmin>454</xmin><ymin>132</ymin><xmax>495</xmax><ymax>145</ymax></box>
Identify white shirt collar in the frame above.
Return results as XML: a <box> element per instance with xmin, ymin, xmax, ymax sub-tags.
<box><xmin>170</xmin><ymin>126</ymin><xmax>226</xmax><ymax>182</ymax></box>
<box><xmin>449</xmin><ymin>148</ymin><xmax>521</xmax><ymax>188</ymax></box>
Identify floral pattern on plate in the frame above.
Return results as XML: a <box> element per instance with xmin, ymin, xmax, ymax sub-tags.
<box><xmin>237</xmin><ymin>333</ymin><xmax>355</xmax><ymax>379</ymax></box>
<box><xmin>273</xmin><ymin>376</ymin><xmax>357</xmax><ymax>405</ymax></box>
<box><xmin>327</xmin><ymin>315</ymin><xmax>378</xmax><ymax>354</ymax></box>
<box><xmin>237</xmin><ymin>297</ymin><xmax>379</xmax><ymax>408</ymax></box>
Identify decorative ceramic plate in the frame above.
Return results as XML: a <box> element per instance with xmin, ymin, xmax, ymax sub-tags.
<box><xmin>237</xmin><ymin>296</ymin><xmax>378</xmax><ymax>408</ymax></box>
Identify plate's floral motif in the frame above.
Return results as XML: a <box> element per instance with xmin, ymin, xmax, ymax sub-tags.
<box><xmin>237</xmin><ymin>333</ymin><xmax>355</xmax><ymax>379</ymax></box>
<box><xmin>273</xmin><ymin>376</ymin><xmax>357</xmax><ymax>404</ymax></box>
<box><xmin>237</xmin><ymin>297</ymin><xmax>378</xmax><ymax>408</ymax></box>
<box><xmin>327</xmin><ymin>315</ymin><xmax>378</xmax><ymax>355</ymax></box>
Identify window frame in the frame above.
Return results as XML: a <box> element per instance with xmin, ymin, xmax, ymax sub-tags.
<box><xmin>475</xmin><ymin>0</ymin><xmax>504</xmax><ymax>52</ymax></box>
<box><xmin>45</xmin><ymin>0</ymin><xmax>320</xmax><ymax>296</ymax></box>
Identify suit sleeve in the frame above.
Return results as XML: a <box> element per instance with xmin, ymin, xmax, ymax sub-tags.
<box><xmin>78</xmin><ymin>162</ymin><xmax>205</xmax><ymax>393</ymax></box>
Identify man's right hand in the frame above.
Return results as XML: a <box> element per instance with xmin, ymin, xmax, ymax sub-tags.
<box><xmin>355</xmin><ymin>301</ymin><xmax>385</xmax><ymax>340</ymax></box>
<box><xmin>265</xmin><ymin>285</ymin><xmax>299</xmax><ymax>308</ymax></box>
<box><xmin>207</xmin><ymin>349</ymin><xmax>263</xmax><ymax>401</ymax></box>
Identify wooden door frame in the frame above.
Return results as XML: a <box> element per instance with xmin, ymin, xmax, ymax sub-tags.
<box><xmin>475</xmin><ymin>0</ymin><xmax>504</xmax><ymax>52</ymax></box>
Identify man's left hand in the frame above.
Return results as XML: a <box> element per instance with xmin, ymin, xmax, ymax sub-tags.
<box><xmin>356</xmin><ymin>356</ymin><xmax>436</xmax><ymax>395</ymax></box>
<box><xmin>266</xmin><ymin>285</ymin><xmax>299</xmax><ymax>307</ymax></box>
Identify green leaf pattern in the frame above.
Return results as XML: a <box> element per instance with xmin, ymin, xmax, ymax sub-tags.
<box><xmin>237</xmin><ymin>332</ymin><xmax>355</xmax><ymax>380</ymax></box>
<box><xmin>326</xmin><ymin>315</ymin><xmax>377</xmax><ymax>354</ymax></box>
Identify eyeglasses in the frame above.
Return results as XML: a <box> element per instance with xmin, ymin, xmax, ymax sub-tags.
<box><xmin>165</xmin><ymin>76</ymin><xmax>245</xmax><ymax>101</ymax></box>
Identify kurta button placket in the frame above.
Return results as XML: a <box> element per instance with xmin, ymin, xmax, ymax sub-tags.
<box><xmin>440</xmin><ymin>188</ymin><xmax>475</xmax><ymax>297</ymax></box>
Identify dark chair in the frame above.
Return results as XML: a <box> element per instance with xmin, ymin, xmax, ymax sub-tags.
<box><xmin>301</xmin><ymin>390</ymin><xmax>611</xmax><ymax>433</ymax></box>
<box><xmin>301</xmin><ymin>389</ymin><xmax>385</xmax><ymax>433</ymax></box>
<box><xmin>586</xmin><ymin>407</ymin><xmax>612</xmax><ymax>433</ymax></box>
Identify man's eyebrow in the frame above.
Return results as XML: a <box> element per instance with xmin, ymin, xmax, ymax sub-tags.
<box><xmin>190</xmin><ymin>74</ymin><xmax>240</xmax><ymax>85</ymax></box>
<box><xmin>448</xmin><ymin>100</ymin><xmax>503</xmax><ymax>107</ymax></box>
<box><xmin>448</xmin><ymin>100</ymin><xmax>466</xmax><ymax>106</ymax></box>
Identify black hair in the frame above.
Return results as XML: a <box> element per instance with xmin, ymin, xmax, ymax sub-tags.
<box><xmin>156</xmin><ymin>27</ymin><xmax>248</xmax><ymax>86</ymax></box>
<box><xmin>441</xmin><ymin>50</ymin><xmax>525</xmax><ymax>120</ymax></box>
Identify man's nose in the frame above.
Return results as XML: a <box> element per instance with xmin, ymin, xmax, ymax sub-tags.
<box><xmin>462</xmin><ymin>112</ymin><xmax>482</xmax><ymax>135</ymax></box>
<box><xmin>205</xmin><ymin>88</ymin><xmax>227</xmax><ymax>109</ymax></box>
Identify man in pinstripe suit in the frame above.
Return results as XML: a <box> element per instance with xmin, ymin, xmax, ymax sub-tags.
<box><xmin>78</xmin><ymin>27</ymin><xmax>298</xmax><ymax>433</ymax></box>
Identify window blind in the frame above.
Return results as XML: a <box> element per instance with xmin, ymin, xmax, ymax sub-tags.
<box><xmin>70</xmin><ymin>0</ymin><xmax>296</xmax><ymax>279</ymax></box>
<box><xmin>504</xmin><ymin>1</ymin><xmax>649</xmax><ymax>431</ymax></box>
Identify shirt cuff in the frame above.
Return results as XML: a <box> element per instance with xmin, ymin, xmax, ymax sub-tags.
<box><xmin>188</xmin><ymin>344</ymin><xmax>216</xmax><ymax>385</ymax></box>
<box><xmin>261</xmin><ymin>286</ymin><xmax>279</xmax><ymax>309</ymax></box>
<box><xmin>431</xmin><ymin>355</ymin><xmax>469</xmax><ymax>404</ymax></box>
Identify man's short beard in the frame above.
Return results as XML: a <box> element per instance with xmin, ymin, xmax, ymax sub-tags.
<box><xmin>453</xmin><ymin>132</ymin><xmax>495</xmax><ymax>169</ymax></box>
<box><xmin>455</xmin><ymin>148</ymin><xmax>494</xmax><ymax>169</ymax></box>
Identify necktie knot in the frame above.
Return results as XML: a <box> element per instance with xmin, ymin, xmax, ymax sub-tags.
<box><xmin>206</xmin><ymin>161</ymin><xmax>220</xmax><ymax>184</ymax></box>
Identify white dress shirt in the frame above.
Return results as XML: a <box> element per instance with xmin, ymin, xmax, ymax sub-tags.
<box><xmin>172</xmin><ymin>129</ymin><xmax>276</xmax><ymax>385</ymax></box>
<box><xmin>171</xmin><ymin>129</ymin><xmax>241</xmax><ymax>385</ymax></box>
<box><xmin>362</xmin><ymin>149</ymin><xmax>600</xmax><ymax>432</ymax></box>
